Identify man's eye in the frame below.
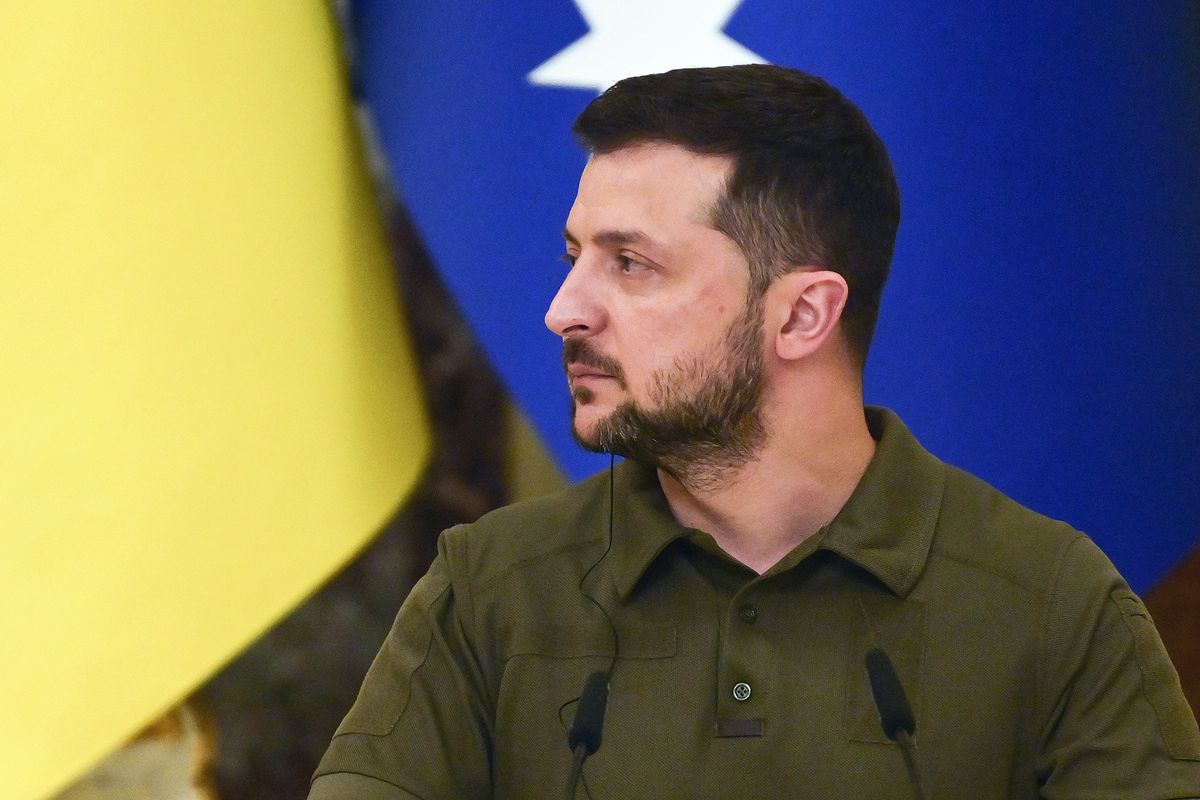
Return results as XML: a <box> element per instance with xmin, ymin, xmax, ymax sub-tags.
<box><xmin>617</xmin><ymin>256</ymin><xmax>647</xmax><ymax>274</ymax></box>
<box><xmin>560</xmin><ymin>253</ymin><xmax>577</xmax><ymax>268</ymax></box>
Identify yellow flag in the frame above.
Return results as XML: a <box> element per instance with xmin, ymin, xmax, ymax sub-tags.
<box><xmin>0</xmin><ymin>4</ymin><xmax>429</xmax><ymax>797</ymax></box>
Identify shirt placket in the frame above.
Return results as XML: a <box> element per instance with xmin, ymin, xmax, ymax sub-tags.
<box><xmin>715</xmin><ymin>579</ymin><xmax>774</xmax><ymax>738</ymax></box>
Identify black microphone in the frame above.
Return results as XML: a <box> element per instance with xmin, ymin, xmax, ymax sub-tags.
<box><xmin>565</xmin><ymin>670</ymin><xmax>609</xmax><ymax>800</ymax></box>
<box><xmin>865</xmin><ymin>648</ymin><xmax>928</xmax><ymax>800</ymax></box>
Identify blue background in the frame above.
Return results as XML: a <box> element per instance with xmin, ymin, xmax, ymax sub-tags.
<box><xmin>350</xmin><ymin>1</ymin><xmax>1199</xmax><ymax>592</ymax></box>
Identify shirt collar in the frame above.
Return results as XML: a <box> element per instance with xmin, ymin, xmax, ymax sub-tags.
<box><xmin>605</xmin><ymin>456</ymin><xmax>690</xmax><ymax>601</ymax></box>
<box><xmin>818</xmin><ymin>407</ymin><xmax>944</xmax><ymax>597</ymax></box>
<box><xmin>605</xmin><ymin>407</ymin><xmax>944</xmax><ymax>601</ymax></box>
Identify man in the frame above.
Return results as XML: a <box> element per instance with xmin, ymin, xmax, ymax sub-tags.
<box><xmin>310</xmin><ymin>65</ymin><xmax>1200</xmax><ymax>798</ymax></box>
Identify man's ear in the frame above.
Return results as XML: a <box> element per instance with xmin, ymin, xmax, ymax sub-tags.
<box><xmin>766</xmin><ymin>269</ymin><xmax>849</xmax><ymax>361</ymax></box>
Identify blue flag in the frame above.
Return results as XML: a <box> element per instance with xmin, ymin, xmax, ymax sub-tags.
<box><xmin>350</xmin><ymin>1</ymin><xmax>1199</xmax><ymax>593</ymax></box>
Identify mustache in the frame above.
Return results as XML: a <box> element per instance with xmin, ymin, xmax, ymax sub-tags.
<box><xmin>562</xmin><ymin>339</ymin><xmax>626</xmax><ymax>386</ymax></box>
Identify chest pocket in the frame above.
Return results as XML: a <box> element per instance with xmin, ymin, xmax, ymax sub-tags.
<box><xmin>844</xmin><ymin>596</ymin><xmax>925</xmax><ymax>744</ymax></box>
<box><xmin>494</xmin><ymin>623</ymin><xmax>678</xmax><ymax>734</ymax></box>
<box><xmin>499</xmin><ymin>623</ymin><xmax>677</xmax><ymax>662</ymax></box>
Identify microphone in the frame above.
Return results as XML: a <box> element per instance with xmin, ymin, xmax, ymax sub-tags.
<box><xmin>565</xmin><ymin>670</ymin><xmax>609</xmax><ymax>800</ymax></box>
<box><xmin>865</xmin><ymin>648</ymin><xmax>928</xmax><ymax>800</ymax></box>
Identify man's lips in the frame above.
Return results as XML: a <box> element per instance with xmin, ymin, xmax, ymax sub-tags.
<box><xmin>566</xmin><ymin>363</ymin><xmax>616</xmax><ymax>381</ymax></box>
<box><xmin>562</xmin><ymin>339</ymin><xmax>625</xmax><ymax>391</ymax></box>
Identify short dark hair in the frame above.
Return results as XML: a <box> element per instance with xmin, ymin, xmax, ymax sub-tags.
<box><xmin>573</xmin><ymin>64</ymin><xmax>900</xmax><ymax>368</ymax></box>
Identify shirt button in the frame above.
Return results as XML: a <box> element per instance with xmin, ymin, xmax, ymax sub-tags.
<box><xmin>732</xmin><ymin>682</ymin><xmax>752</xmax><ymax>702</ymax></box>
<box><xmin>738</xmin><ymin>603</ymin><xmax>758</xmax><ymax>623</ymax></box>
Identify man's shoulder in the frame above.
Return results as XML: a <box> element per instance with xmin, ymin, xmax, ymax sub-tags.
<box><xmin>867</xmin><ymin>407</ymin><xmax>1111</xmax><ymax>600</ymax></box>
<box><xmin>437</xmin><ymin>467</ymin><xmax>614</xmax><ymax>588</ymax></box>
<box><xmin>930</xmin><ymin>460</ymin><xmax>1114</xmax><ymax>599</ymax></box>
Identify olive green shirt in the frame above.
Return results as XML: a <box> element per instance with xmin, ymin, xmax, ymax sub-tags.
<box><xmin>310</xmin><ymin>408</ymin><xmax>1200</xmax><ymax>799</ymax></box>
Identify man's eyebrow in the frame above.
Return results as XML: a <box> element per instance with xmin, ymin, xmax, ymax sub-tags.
<box><xmin>562</xmin><ymin>228</ymin><xmax>653</xmax><ymax>247</ymax></box>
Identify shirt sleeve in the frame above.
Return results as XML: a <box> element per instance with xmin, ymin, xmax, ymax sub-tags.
<box><xmin>308</xmin><ymin>531</ymin><xmax>492</xmax><ymax>799</ymax></box>
<box><xmin>1036</xmin><ymin>534</ymin><xmax>1200</xmax><ymax>799</ymax></box>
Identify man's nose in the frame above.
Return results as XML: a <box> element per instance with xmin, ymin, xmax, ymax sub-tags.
<box><xmin>544</xmin><ymin>263</ymin><xmax>603</xmax><ymax>338</ymax></box>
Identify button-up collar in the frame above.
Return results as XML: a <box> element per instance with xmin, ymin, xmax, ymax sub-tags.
<box><xmin>607</xmin><ymin>407</ymin><xmax>944</xmax><ymax>601</ymax></box>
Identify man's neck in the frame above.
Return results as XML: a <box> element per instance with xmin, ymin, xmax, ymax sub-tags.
<box><xmin>656</xmin><ymin>400</ymin><xmax>876</xmax><ymax>575</ymax></box>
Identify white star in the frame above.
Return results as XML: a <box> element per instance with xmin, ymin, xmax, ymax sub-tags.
<box><xmin>528</xmin><ymin>0</ymin><xmax>767</xmax><ymax>94</ymax></box>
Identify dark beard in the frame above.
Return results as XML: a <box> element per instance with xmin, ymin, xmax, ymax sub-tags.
<box><xmin>569</xmin><ymin>299</ymin><xmax>766</xmax><ymax>491</ymax></box>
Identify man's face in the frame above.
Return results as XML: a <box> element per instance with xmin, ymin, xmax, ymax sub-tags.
<box><xmin>545</xmin><ymin>143</ymin><xmax>766</xmax><ymax>481</ymax></box>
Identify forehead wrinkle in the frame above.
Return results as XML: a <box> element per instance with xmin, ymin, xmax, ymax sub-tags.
<box><xmin>594</xmin><ymin>229</ymin><xmax>652</xmax><ymax>247</ymax></box>
<box><xmin>563</xmin><ymin>227</ymin><xmax>659</xmax><ymax>249</ymax></box>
